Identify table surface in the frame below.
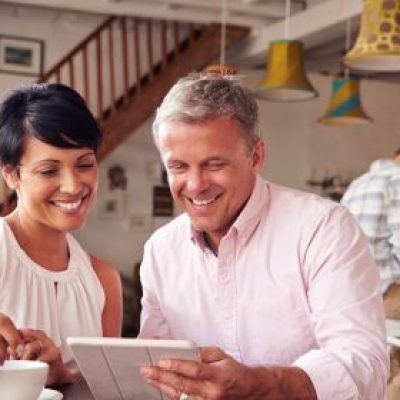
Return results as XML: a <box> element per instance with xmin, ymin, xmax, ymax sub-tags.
<box><xmin>58</xmin><ymin>378</ymin><xmax>95</xmax><ymax>400</ymax></box>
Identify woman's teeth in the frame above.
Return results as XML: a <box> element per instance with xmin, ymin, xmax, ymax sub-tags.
<box><xmin>53</xmin><ymin>199</ymin><xmax>82</xmax><ymax>211</ymax></box>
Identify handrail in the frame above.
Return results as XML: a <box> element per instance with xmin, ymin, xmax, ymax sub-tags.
<box><xmin>37</xmin><ymin>15</ymin><xmax>205</xmax><ymax>122</ymax></box>
<box><xmin>38</xmin><ymin>17</ymin><xmax>116</xmax><ymax>83</ymax></box>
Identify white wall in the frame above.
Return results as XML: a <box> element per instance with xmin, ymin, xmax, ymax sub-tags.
<box><xmin>241</xmin><ymin>69</ymin><xmax>400</xmax><ymax>192</ymax></box>
<box><xmin>74</xmin><ymin>120</ymin><xmax>175</xmax><ymax>277</ymax></box>
<box><xmin>1</xmin><ymin>5</ymin><xmax>400</xmax><ymax>277</ymax></box>
<box><xmin>74</xmin><ymin>69</ymin><xmax>400</xmax><ymax>277</ymax></box>
<box><xmin>78</xmin><ymin>70</ymin><xmax>400</xmax><ymax>274</ymax></box>
<box><xmin>0</xmin><ymin>5</ymin><xmax>104</xmax><ymax>200</ymax></box>
<box><xmin>0</xmin><ymin>4</ymin><xmax>104</xmax><ymax>94</ymax></box>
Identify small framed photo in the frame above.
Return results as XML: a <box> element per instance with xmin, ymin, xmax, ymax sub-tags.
<box><xmin>152</xmin><ymin>186</ymin><xmax>174</xmax><ymax>217</ymax></box>
<box><xmin>0</xmin><ymin>35</ymin><xmax>44</xmax><ymax>77</ymax></box>
<box><xmin>97</xmin><ymin>192</ymin><xmax>124</xmax><ymax>220</ymax></box>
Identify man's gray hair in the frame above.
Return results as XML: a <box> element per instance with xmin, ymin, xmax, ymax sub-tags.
<box><xmin>152</xmin><ymin>74</ymin><xmax>260</xmax><ymax>149</ymax></box>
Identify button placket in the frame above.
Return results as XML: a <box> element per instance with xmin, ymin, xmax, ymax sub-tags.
<box><xmin>216</xmin><ymin>244</ymin><xmax>238</xmax><ymax>355</ymax></box>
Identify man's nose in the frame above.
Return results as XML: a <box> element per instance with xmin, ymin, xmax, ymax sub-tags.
<box><xmin>186</xmin><ymin>170</ymin><xmax>208</xmax><ymax>193</ymax></box>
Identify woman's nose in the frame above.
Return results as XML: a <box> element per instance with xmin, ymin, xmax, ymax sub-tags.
<box><xmin>60</xmin><ymin>171</ymin><xmax>81</xmax><ymax>194</ymax></box>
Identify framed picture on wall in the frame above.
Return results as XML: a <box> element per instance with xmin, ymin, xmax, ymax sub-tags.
<box><xmin>0</xmin><ymin>35</ymin><xmax>44</xmax><ymax>77</ymax></box>
<box><xmin>152</xmin><ymin>186</ymin><xmax>174</xmax><ymax>217</ymax></box>
<box><xmin>97</xmin><ymin>192</ymin><xmax>124</xmax><ymax>220</ymax></box>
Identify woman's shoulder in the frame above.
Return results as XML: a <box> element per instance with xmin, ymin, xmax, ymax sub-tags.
<box><xmin>90</xmin><ymin>255</ymin><xmax>119</xmax><ymax>278</ymax></box>
<box><xmin>0</xmin><ymin>217</ymin><xmax>10</xmax><ymax>240</ymax></box>
<box><xmin>0</xmin><ymin>217</ymin><xmax>16</xmax><ymax>257</ymax></box>
<box><xmin>89</xmin><ymin>255</ymin><xmax>122</xmax><ymax>293</ymax></box>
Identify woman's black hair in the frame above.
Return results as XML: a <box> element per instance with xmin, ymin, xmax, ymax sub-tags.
<box><xmin>0</xmin><ymin>83</ymin><xmax>102</xmax><ymax>167</ymax></box>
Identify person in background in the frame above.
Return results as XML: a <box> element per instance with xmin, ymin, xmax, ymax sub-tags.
<box><xmin>138</xmin><ymin>74</ymin><xmax>388</xmax><ymax>400</ymax></box>
<box><xmin>342</xmin><ymin>149</ymin><xmax>400</xmax><ymax>399</ymax></box>
<box><xmin>0</xmin><ymin>83</ymin><xmax>122</xmax><ymax>385</ymax></box>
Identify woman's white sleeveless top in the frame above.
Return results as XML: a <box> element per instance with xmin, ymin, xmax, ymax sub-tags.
<box><xmin>0</xmin><ymin>218</ymin><xmax>104</xmax><ymax>364</ymax></box>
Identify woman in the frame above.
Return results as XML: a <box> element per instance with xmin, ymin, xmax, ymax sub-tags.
<box><xmin>0</xmin><ymin>83</ymin><xmax>122</xmax><ymax>384</ymax></box>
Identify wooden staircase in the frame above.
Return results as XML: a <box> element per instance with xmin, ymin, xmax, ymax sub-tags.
<box><xmin>0</xmin><ymin>16</ymin><xmax>249</xmax><ymax>215</ymax></box>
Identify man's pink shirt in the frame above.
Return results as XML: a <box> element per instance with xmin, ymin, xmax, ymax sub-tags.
<box><xmin>140</xmin><ymin>176</ymin><xmax>388</xmax><ymax>399</ymax></box>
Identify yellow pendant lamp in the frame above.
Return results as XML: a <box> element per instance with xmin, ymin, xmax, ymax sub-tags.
<box><xmin>255</xmin><ymin>0</ymin><xmax>317</xmax><ymax>101</ymax></box>
<box><xmin>343</xmin><ymin>0</ymin><xmax>400</xmax><ymax>71</ymax></box>
<box><xmin>318</xmin><ymin>75</ymin><xmax>371</xmax><ymax>125</ymax></box>
<box><xmin>255</xmin><ymin>40</ymin><xmax>318</xmax><ymax>101</ymax></box>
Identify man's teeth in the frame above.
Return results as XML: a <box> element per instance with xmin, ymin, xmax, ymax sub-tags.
<box><xmin>53</xmin><ymin>199</ymin><xmax>82</xmax><ymax>210</ymax></box>
<box><xmin>192</xmin><ymin>197</ymin><xmax>216</xmax><ymax>206</ymax></box>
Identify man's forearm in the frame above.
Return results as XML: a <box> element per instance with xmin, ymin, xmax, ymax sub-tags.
<box><xmin>251</xmin><ymin>366</ymin><xmax>317</xmax><ymax>399</ymax></box>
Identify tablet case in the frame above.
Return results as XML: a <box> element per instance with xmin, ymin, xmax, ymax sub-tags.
<box><xmin>67</xmin><ymin>337</ymin><xmax>199</xmax><ymax>400</ymax></box>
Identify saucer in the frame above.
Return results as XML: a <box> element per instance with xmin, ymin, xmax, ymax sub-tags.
<box><xmin>38</xmin><ymin>388</ymin><xmax>63</xmax><ymax>400</ymax></box>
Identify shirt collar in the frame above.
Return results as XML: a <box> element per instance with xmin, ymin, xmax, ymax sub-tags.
<box><xmin>369</xmin><ymin>159</ymin><xmax>398</xmax><ymax>172</ymax></box>
<box><xmin>190</xmin><ymin>175</ymin><xmax>269</xmax><ymax>249</ymax></box>
<box><xmin>232</xmin><ymin>175</ymin><xmax>268</xmax><ymax>246</ymax></box>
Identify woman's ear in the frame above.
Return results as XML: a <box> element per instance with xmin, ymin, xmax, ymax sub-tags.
<box><xmin>1</xmin><ymin>164</ymin><xmax>19</xmax><ymax>190</ymax></box>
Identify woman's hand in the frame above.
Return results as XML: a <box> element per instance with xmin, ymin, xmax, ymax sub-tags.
<box><xmin>20</xmin><ymin>329</ymin><xmax>75</xmax><ymax>385</ymax></box>
<box><xmin>0</xmin><ymin>313</ymin><xmax>23</xmax><ymax>364</ymax></box>
<box><xmin>0</xmin><ymin>313</ymin><xmax>74</xmax><ymax>385</ymax></box>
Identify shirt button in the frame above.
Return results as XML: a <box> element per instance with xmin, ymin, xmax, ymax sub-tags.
<box><xmin>224</xmin><ymin>311</ymin><xmax>233</xmax><ymax>320</ymax></box>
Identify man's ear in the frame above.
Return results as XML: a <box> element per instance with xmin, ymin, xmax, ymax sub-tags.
<box><xmin>1</xmin><ymin>164</ymin><xmax>19</xmax><ymax>190</ymax></box>
<box><xmin>252</xmin><ymin>140</ymin><xmax>265</xmax><ymax>172</ymax></box>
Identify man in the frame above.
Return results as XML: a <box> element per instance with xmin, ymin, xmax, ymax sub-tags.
<box><xmin>139</xmin><ymin>74</ymin><xmax>388</xmax><ymax>399</ymax></box>
<box><xmin>342</xmin><ymin>150</ymin><xmax>400</xmax><ymax>316</ymax></box>
<box><xmin>342</xmin><ymin>150</ymin><xmax>400</xmax><ymax>399</ymax></box>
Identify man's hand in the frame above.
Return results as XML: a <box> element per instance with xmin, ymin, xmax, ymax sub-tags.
<box><xmin>141</xmin><ymin>347</ymin><xmax>262</xmax><ymax>399</ymax></box>
<box><xmin>140</xmin><ymin>346</ymin><xmax>317</xmax><ymax>400</ymax></box>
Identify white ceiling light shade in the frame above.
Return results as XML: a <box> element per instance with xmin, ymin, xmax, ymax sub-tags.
<box><xmin>343</xmin><ymin>0</ymin><xmax>400</xmax><ymax>72</ymax></box>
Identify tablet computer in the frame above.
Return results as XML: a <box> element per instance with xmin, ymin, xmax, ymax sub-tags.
<box><xmin>67</xmin><ymin>337</ymin><xmax>199</xmax><ymax>400</ymax></box>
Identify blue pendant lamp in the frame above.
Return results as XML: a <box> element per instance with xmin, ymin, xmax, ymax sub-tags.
<box><xmin>318</xmin><ymin>75</ymin><xmax>371</xmax><ymax>125</ymax></box>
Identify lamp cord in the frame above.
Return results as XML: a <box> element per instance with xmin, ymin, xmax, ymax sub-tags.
<box><xmin>220</xmin><ymin>0</ymin><xmax>227</xmax><ymax>66</ymax></box>
<box><xmin>285</xmin><ymin>0</ymin><xmax>291</xmax><ymax>40</ymax></box>
<box><xmin>344</xmin><ymin>17</ymin><xmax>351</xmax><ymax>78</ymax></box>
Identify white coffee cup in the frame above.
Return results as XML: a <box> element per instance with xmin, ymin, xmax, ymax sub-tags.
<box><xmin>0</xmin><ymin>360</ymin><xmax>49</xmax><ymax>400</ymax></box>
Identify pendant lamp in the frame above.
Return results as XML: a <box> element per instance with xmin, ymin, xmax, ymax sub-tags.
<box><xmin>255</xmin><ymin>40</ymin><xmax>318</xmax><ymax>101</ymax></box>
<box><xmin>205</xmin><ymin>64</ymin><xmax>237</xmax><ymax>75</ymax></box>
<box><xmin>343</xmin><ymin>0</ymin><xmax>400</xmax><ymax>72</ymax></box>
<box><xmin>318</xmin><ymin>75</ymin><xmax>371</xmax><ymax>125</ymax></box>
<box><xmin>255</xmin><ymin>0</ymin><xmax>318</xmax><ymax>101</ymax></box>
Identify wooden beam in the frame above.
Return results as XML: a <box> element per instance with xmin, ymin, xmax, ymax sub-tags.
<box><xmin>231</xmin><ymin>0</ymin><xmax>363</xmax><ymax>66</ymax></box>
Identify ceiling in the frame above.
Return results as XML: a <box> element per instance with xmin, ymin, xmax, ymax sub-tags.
<box><xmin>0</xmin><ymin>0</ymin><xmax>366</xmax><ymax>72</ymax></box>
